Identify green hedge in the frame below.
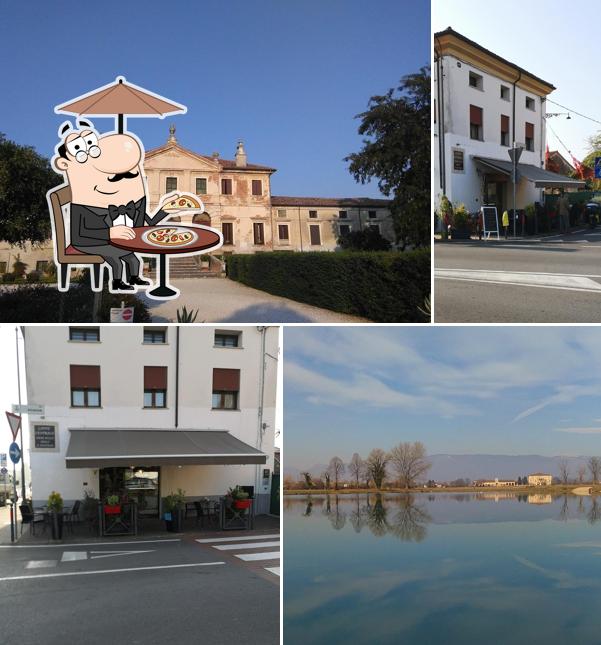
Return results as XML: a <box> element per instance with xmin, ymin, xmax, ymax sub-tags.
<box><xmin>226</xmin><ymin>249</ymin><xmax>430</xmax><ymax>322</ymax></box>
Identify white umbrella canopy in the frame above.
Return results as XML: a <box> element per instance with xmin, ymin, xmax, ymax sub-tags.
<box><xmin>55</xmin><ymin>76</ymin><xmax>186</xmax><ymax>133</ymax></box>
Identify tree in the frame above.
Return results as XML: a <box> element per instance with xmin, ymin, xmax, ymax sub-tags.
<box><xmin>578</xmin><ymin>465</ymin><xmax>587</xmax><ymax>484</ymax></box>
<box><xmin>588</xmin><ymin>456</ymin><xmax>601</xmax><ymax>484</ymax></box>
<box><xmin>0</xmin><ymin>133</ymin><xmax>60</xmax><ymax>245</ymax></box>
<box><xmin>328</xmin><ymin>456</ymin><xmax>345</xmax><ymax>490</ymax></box>
<box><xmin>348</xmin><ymin>453</ymin><xmax>364</xmax><ymax>488</ymax></box>
<box><xmin>366</xmin><ymin>448</ymin><xmax>389</xmax><ymax>489</ymax></box>
<box><xmin>301</xmin><ymin>471</ymin><xmax>314</xmax><ymax>489</ymax></box>
<box><xmin>322</xmin><ymin>471</ymin><xmax>331</xmax><ymax>490</ymax></box>
<box><xmin>337</xmin><ymin>228</ymin><xmax>391</xmax><ymax>251</ymax></box>
<box><xmin>558</xmin><ymin>458</ymin><xmax>570</xmax><ymax>485</ymax></box>
<box><xmin>389</xmin><ymin>441</ymin><xmax>431</xmax><ymax>489</ymax></box>
<box><xmin>346</xmin><ymin>67</ymin><xmax>430</xmax><ymax>249</ymax></box>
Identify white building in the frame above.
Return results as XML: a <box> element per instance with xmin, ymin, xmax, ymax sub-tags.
<box><xmin>528</xmin><ymin>473</ymin><xmax>553</xmax><ymax>486</ymax></box>
<box><xmin>434</xmin><ymin>28</ymin><xmax>582</xmax><ymax>220</ymax></box>
<box><xmin>23</xmin><ymin>325</ymin><xmax>278</xmax><ymax>515</ymax></box>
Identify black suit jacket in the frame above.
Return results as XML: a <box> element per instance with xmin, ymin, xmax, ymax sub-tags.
<box><xmin>70</xmin><ymin>196</ymin><xmax>169</xmax><ymax>248</ymax></box>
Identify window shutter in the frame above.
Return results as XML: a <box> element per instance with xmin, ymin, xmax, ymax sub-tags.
<box><xmin>252</xmin><ymin>180</ymin><xmax>262</xmax><ymax>196</ymax></box>
<box><xmin>144</xmin><ymin>366</ymin><xmax>167</xmax><ymax>389</ymax></box>
<box><xmin>501</xmin><ymin>115</ymin><xmax>509</xmax><ymax>132</ymax></box>
<box><xmin>310</xmin><ymin>225</ymin><xmax>321</xmax><ymax>245</ymax></box>
<box><xmin>70</xmin><ymin>365</ymin><xmax>100</xmax><ymax>388</ymax></box>
<box><xmin>469</xmin><ymin>105</ymin><xmax>483</xmax><ymax>125</ymax></box>
<box><xmin>525</xmin><ymin>122</ymin><xmax>534</xmax><ymax>138</ymax></box>
<box><xmin>213</xmin><ymin>368</ymin><xmax>240</xmax><ymax>391</ymax></box>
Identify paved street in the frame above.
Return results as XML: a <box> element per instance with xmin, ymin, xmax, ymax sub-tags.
<box><xmin>434</xmin><ymin>229</ymin><xmax>601</xmax><ymax>322</ymax></box>
<box><xmin>0</xmin><ymin>532</ymin><xmax>279</xmax><ymax>645</ymax></box>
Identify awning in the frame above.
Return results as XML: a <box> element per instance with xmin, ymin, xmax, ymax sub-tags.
<box><xmin>65</xmin><ymin>428</ymin><xmax>267</xmax><ymax>468</ymax></box>
<box><xmin>473</xmin><ymin>156</ymin><xmax>585</xmax><ymax>188</ymax></box>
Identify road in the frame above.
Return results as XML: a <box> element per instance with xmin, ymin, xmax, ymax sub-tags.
<box><xmin>0</xmin><ymin>534</ymin><xmax>279</xmax><ymax>645</ymax></box>
<box><xmin>434</xmin><ymin>229</ymin><xmax>601</xmax><ymax>322</ymax></box>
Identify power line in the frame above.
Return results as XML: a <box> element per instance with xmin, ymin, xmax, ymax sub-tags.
<box><xmin>546</xmin><ymin>121</ymin><xmax>572</xmax><ymax>156</ymax></box>
<box><xmin>546</xmin><ymin>99</ymin><xmax>601</xmax><ymax>126</ymax></box>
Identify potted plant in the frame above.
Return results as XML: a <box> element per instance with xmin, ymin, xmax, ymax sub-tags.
<box><xmin>228</xmin><ymin>486</ymin><xmax>251</xmax><ymax>510</ymax></box>
<box><xmin>451</xmin><ymin>203</ymin><xmax>471</xmax><ymax>239</ymax></box>
<box><xmin>163</xmin><ymin>488</ymin><xmax>186</xmax><ymax>532</ymax></box>
<box><xmin>104</xmin><ymin>495</ymin><xmax>121</xmax><ymax>515</ymax></box>
<box><xmin>47</xmin><ymin>491</ymin><xmax>64</xmax><ymax>540</ymax></box>
<box><xmin>439</xmin><ymin>195</ymin><xmax>454</xmax><ymax>240</ymax></box>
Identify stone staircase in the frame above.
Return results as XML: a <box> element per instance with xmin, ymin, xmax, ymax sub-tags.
<box><xmin>164</xmin><ymin>256</ymin><xmax>223</xmax><ymax>278</ymax></box>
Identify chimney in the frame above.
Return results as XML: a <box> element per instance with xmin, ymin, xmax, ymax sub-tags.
<box><xmin>168</xmin><ymin>124</ymin><xmax>177</xmax><ymax>143</ymax></box>
<box><xmin>235</xmin><ymin>140</ymin><xmax>247</xmax><ymax>167</ymax></box>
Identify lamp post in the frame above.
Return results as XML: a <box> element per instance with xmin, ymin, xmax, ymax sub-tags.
<box><xmin>508</xmin><ymin>144</ymin><xmax>523</xmax><ymax>237</ymax></box>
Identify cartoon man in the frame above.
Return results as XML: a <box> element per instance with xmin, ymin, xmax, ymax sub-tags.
<box><xmin>51</xmin><ymin>120</ymin><xmax>174</xmax><ymax>291</ymax></box>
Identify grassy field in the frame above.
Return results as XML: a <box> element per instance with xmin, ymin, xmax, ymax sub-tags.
<box><xmin>284</xmin><ymin>484</ymin><xmax>601</xmax><ymax>496</ymax></box>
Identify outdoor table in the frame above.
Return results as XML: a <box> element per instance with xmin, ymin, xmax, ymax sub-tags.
<box><xmin>110</xmin><ymin>225</ymin><xmax>221</xmax><ymax>299</ymax></box>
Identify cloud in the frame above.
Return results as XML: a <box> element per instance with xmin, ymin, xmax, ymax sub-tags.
<box><xmin>554</xmin><ymin>427</ymin><xmax>601</xmax><ymax>434</ymax></box>
<box><xmin>513</xmin><ymin>384</ymin><xmax>601</xmax><ymax>422</ymax></box>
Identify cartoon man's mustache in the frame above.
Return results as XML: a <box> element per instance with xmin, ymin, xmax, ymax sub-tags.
<box><xmin>107</xmin><ymin>170</ymin><xmax>140</xmax><ymax>182</ymax></box>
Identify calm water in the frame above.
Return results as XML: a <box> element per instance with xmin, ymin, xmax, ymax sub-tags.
<box><xmin>284</xmin><ymin>493</ymin><xmax>601</xmax><ymax>645</ymax></box>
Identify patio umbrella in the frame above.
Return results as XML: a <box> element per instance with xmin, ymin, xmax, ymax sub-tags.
<box><xmin>54</xmin><ymin>76</ymin><xmax>186</xmax><ymax>133</ymax></box>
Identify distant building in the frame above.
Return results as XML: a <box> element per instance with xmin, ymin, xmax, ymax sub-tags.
<box><xmin>476</xmin><ymin>478</ymin><xmax>517</xmax><ymax>487</ymax></box>
<box><xmin>528</xmin><ymin>473</ymin><xmax>552</xmax><ymax>486</ymax></box>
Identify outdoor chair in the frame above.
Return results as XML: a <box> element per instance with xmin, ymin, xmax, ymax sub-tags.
<box><xmin>19</xmin><ymin>504</ymin><xmax>45</xmax><ymax>536</ymax></box>
<box><xmin>193</xmin><ymin>501</ymin><xmax>205</xmax><ymax>527</ymax></box>
<box><xmin>47</xmin><ymin>183</ymin><xmax>105</xmax><ymax>291</ymax></box>
<box><xmin>62</xmin><ymin>500</ymin><xmax>81</xmax><ymax>533</ymax></box>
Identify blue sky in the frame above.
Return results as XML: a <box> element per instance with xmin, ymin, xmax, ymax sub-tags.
<box><xmin>434</xmin><ymin>0</ymin><xmax>601</xmax><ymax>162</ymax></box>
<box><xmin>0</xmin><ymin>0</ymin><xmax>428</xmax><ymax>198</ymax></box>
<box><xmin>284</xmin><ymin>326</ymin><xmax>601</xmax><ymax>468</ymax></box>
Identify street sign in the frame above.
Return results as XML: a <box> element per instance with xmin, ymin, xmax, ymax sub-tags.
<box><xmin>110</xmin><ymin>307</ymin><xmax>134</xmax><ymax>323</ymax></box>
<box><xmin>9</xmin><ymin>443</ymin><xmax>21</xmax><ymax>465</ymax></box>
<box><xmin>595</xmin><ymin>157</ymin><xmax>601</xmax><ymax>179</ymax></box>
<box><xmin>5</xmin><ymin>412</ymin><xmax>21</xmax><ymax>441</ymax></box>
<box><xmin>11</xmin><ymin>404</ymin><xmax>44</xmax><ymax>415</ymax></box>
<box><xmin>0</xmin><ymin>468</ymin><xmax>7</xmax><ymax>475</ymax></box>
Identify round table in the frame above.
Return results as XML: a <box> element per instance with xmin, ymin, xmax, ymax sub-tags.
<box><xmin>110</xmin><ymin>225</ymin><xmax>221</xmax><ymax>299</ymax></box>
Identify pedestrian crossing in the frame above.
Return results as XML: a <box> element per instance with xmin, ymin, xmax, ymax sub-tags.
<box><xmin>195</xmin><ymin>533</ymin><xmax>280</xmax><ymax>577</ymax></box>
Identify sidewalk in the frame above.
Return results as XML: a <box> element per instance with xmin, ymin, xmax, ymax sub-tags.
<box><xmin>139</xmin><ymin>277</ymin><xmax>367</xmax><ymax>323</ymax></box>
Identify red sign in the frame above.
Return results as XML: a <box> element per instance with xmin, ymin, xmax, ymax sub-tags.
<box><xmin>5</xmin><ymin>412</ymin><xmax>21</xmax><ymax>441</ymax></box>
<box><xmin>110</xmin><ymin>307</ymin><xmax>134</xmax><ymax>323</ymax></box>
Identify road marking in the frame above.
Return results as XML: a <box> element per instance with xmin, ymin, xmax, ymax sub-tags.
<box><xmin>264</xmin><ymin>567</ymin><xmax>280</xmax><ymax>576</ymax></box>
<box><xmin>0</xmin><ymin>561</ymin><xmax>225</xmax><ymax>582</ymax></box>
<box><xmin>196</xmin><ymin>534</ymin><xmax>279</xmax><ymax>544</ymax></box>
<box><xmin>235</xmin><ymin>551</ymin><xmax>280</xmax><ymax>562</ymax></box>
<box><xmin>61</xmin><ymin>551</ymin><xmax>87</xmax><ymax>562</ymax></box>
<box><xmin>26</xmin><ymin>560</ymin><xmax>57</xmax><ymax>569</ymax></box>
<box><xmin>436</xmin><ymin>268</ymin><xmax>601</xmax><ymax>293</ymax></box>
<box><xmin>90</xmin><ymin>550</ymin><xmax>155</xmax><ymax>560</ymax></box>
<box><xmin>0</xmin><ymin>539</ymin><xmax>181</xmax><ymax>549</ymax></box>
<box><xmin>213</xmin><ymin>541</ymin><xmax>280</xmax><ymax>551</ymax></box>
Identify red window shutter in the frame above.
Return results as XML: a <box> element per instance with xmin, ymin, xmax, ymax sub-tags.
<box><xmin>469</xmin><ymin>105</ymin><xmax>483</xmax><ymax>125</ymax></box>
<box><xmin>213</xmin><ymin>368</ymin><xmax>240</xmax><ymax>392</ymax></box>
<box><xmin>525</xmin><ymin>122</ymin><xmax>534</xmax><ymax>138</ymax></box>
<box><xmin>70</xmin><ymin>365</ymin><xmax>100</xmax><ymax>388</ymax></box>
<box><xmin>144</xmin><ymin>366</ymin><xmax>167</xmax><ymax>389</ymax></box>
<box><xmin>501</xmin><ymin>115</ymin><xmax>509</xmax><ymax>132</ymax></box>
<box><xmin>252</xmin><ymin>180</ymin><xmax>262</xmax><ymax>196</ymax></box>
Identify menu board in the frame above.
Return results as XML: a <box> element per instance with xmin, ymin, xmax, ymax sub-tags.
<box><xmin>33</xmin><ymin>424</ymin><xmax>56</xmax><ymax>449</ymax></box>
<box><xmin>481</xmin><ymin>206</ymin><xmax>499</xmax><ymax>239</ymax></box>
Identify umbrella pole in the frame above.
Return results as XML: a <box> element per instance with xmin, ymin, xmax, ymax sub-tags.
<box><xmin>118</xmin><ymin>113</ymin><xmax>124</xmax><ymax>133</ymax></box>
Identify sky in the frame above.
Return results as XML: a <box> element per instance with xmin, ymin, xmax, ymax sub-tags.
<box><xmin>0</xmin><ymin>0</ymin><xmax>429</xmax><ymax>199</ymax></box>
<box><xmin>433</xmin><ymin>0</ymin><xmax>601</xmax><ymax>163</ymax></box>
<box><xmin>284</xmin><ymin>326</ymin><xmax>601</xmax><ymax>468</ymax></box>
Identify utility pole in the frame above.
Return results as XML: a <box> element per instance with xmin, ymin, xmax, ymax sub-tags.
<box><xmin>509</xmin><ymin>144</ymin><xmax>523</xmax><ymax>237</ymax></box>
<box><xmin>15</xmin><ymin>327</ymin><xmax>25</xmax><ymax>502</ymax></box>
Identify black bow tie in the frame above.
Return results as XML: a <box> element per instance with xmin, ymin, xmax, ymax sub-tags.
<box><xmin>108</xmin><ymin>201</ymin><xmax>136</xmax><ymax>219</ymax></box>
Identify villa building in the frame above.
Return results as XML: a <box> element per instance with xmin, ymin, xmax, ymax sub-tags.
<box><xmin>0</xmin><ymin>128</ymin><xmax>393</xmax><ymax>275</ymax></box>
<box><xmin>477</xmin><ymin>478</ymin><xmax>517</xmax><ymax>487</ymax></box>
<box><xmin>22</xmin><ymin>326</ymin><xmax>278</xmax><ymax>515</ymax></box>
<box><xmin>527</xmin><ymin>473</ymin><xmax>553</xmax><ymax>486</ymax></box>
<box><xmin>433</xmin><ymin>27</ymin><xmax>582</xmax><ymax>220</ymax></box>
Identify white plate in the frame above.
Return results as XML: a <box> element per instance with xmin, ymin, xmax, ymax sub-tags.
<box><xmin>142</xmin><ymin>227</ymin><xmax>199</xmax><ymax>249</ymax></box>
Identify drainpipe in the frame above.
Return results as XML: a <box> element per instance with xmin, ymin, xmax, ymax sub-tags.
<box><xmin>434</xmin><ymin>36</ymin><xmax>446</xmax><ymax>197</ymax></box>
<box><xmin>512</xmin><ymin>70</ymin><xmax>522</xmax><ymax>236</ymax></box>
<box><xmin>255</xmin><ymin>326</ymin><xmax>267</xmax><ymax>511</ymax></box>
<box><xmin>175</xmin><ymin>326</ymin><xmax>180</xmax><ymax>428</ymax></box>
<box><xmin>297</xmin><ymin>207</ymin><xmax>303</xmax><ymax>251</ymax></box>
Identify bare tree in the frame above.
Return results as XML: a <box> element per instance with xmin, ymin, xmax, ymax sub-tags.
<box><xmin>322</xmin><ymin>471</ymin><xmax>331</xmax><ymax>490</ymax></box>
<box><xmin>578</xmin><ymin>465</ymin><xmax>587</xmax><ymax>484</ymax></box>
<box><xmin>366</xmin><ymin>449</ymin><xmax>389</xmax><ymax>489</ymax></box>
<box><xmin>328</xmin><ymin>456</ymin><xmax>345</xmax><ymax>490</ymax></box>
<box><xmin>389</xmin><ymin>441</ymin><xmax>431</xmax><ymax>489</ymax></box>
<box><xmin>360</xmin><ymin>460</ymin><xmax>371</xmax><ymax>488</ymax></box>
<box><xmin>301</xmin><ymin>471</ymin><xmax>314</xmax><ymax>489</ymax></box>
<box><xmin>348</xmin><ymin>453</ymin><xmax>364</xmax><ymax>488</ymax></box>
<box><xmin>558</xmin><ymin>458</ymin><xmax>570</xmax><ymax>485</ymax></box>
<box><xmin>588</xmin><ymin>456</ymin><xmax>601</xmax><ymax>484</ymax></box>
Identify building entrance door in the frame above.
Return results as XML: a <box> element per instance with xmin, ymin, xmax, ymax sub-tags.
<box><xmin>99</xmin><ymin>467</ymin><xmax>160</xmax><ymax>517</ymax></box>
<box><xmin>484</xmin><ymin>180</ymin><xmax>506</xmax><ymax>215</ymax></box>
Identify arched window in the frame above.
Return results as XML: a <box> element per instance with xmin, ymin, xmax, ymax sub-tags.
<box><xmin>193</xmin><ymin>213</ymin><xmax>211</xmax><ymax>226</ymax></box>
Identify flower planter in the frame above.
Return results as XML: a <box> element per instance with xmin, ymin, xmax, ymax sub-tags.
<box><xmin>104</xmin><ymin>504</ymin><xmax>121</xmax><ymax>515</ymax></box>
<box><xmin>164</xmin><ymin>509</ymin><xmax>183</xmax><ymax>532</ymax></box>
<box><xmin>450</xmin><ymin>227</ymin><xmax>471</xmax><ymax>240</ymax></box>
<box><xmin>233</xmin><ymin>499</ymin><xmax>251</xmax><ymax>510</ymax></box>
<box><xmin>50</xmin><ymin>512</ymin><xmax>63</xmax><ymax>540</ymax></box>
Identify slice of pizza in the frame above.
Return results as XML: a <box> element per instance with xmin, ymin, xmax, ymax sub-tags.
<box><xmin>162</xmin><ymin>193</ymin><xmax>203</xmax><ymax>213</ymax></box>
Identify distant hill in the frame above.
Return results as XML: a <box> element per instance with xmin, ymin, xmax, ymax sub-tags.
<box><xmin>285</xmin><ymin>454</ymin><xmax>593</xmax><ymax>483</ymax></box>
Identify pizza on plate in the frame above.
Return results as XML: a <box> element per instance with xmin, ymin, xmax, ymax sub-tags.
<box><xmin>162</xmin><ymin>194</ymin><xmax>203</xmax><ymax>212</ymax></box>
<box><xmin>146</xmin><ymin>227</ymin><xmax>196</xmax><ymax>247</ymax></box>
